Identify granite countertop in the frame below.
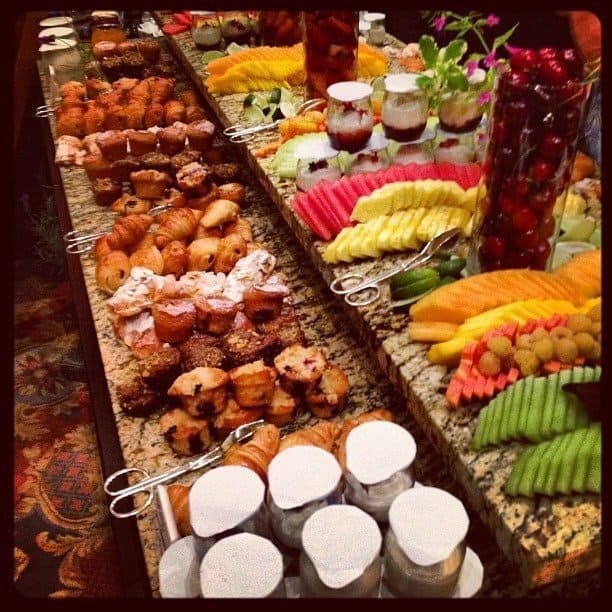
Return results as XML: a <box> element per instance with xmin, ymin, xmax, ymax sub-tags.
<box><xmin>37</xmin><ymin>19</ymin><xmax>600</xmax><ymax>596</ymax></box>
<box><xmin>156</xmin><ymin>13</ymin><xmax>601</xmax><ymax>595</ymax></box>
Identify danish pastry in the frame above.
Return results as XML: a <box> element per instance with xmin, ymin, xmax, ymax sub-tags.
<box><xmin>110</xmin><ymin>194</ymin><xmax>151</xmax><ymax>216</ymax></box>
<box><xmin>161</xmin><ymin>240</ymin><xmax>189</xmax><ymax>277</ymax></box>
<box><xmin>213</xmin><ymin>233</ymin><xmax>247</xmax><ymax>274</ymax></box>
<box><xmin>187</xmin><ymin>237</ymin><xmax>220</xmax><ymax>272</ymax></box>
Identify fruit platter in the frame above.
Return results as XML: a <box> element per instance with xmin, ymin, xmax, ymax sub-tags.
<box><xmin>153</xmin><ymin>13</ymin><xmax>602</xmax><ymax>589</ymax></box>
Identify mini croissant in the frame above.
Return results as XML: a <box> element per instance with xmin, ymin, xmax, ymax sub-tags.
<box><xmin>166</xmin><ymin>484</ymin><xmax>191</xmax><ymax>536</ymax></box>
<box><xmin>199</xmin><ymin>199</ymin><xmax>240</xmax><ymax>229</ymax></box>
<box><xmin>154</xmin><ymin>208</ymin><xmax>204</xmax><ymax>249</ymax></box>
<box><xmin>223</xmin><ymin>217</ymin><xmax>253</xmax><ymax>242</ymax></box>
<box><xmin>187</xmin><ymin>237</ymin><xmax>220</xmax><ymax>272</ymax></box>
<box><xmin>223</xmin><ymin>423</ymin><xmax>281</xmax><ymax>482</ymax></box>
<box><xmin>128</xmin><ymin>245</ymin><xmax>164</xmax><ymax>275</ymax></box>
<box><xmin>161</xmin><ymin>240</ymin><xmax>189</xmax><ymax>277</ymax></box>
<box><xmin>279</xmin><ymin>420</ymin><xmax>341</xmax><ymax>454</ymax></box>
<box><xmin>105</xmin><ymin>214</ymin><xmax>154</xmax><ymax>251</ymax></box>
<box><xmin>95</xmin><ymin>250</ymin><xmax>132</xmax><ymax>295</ymax></box>
<box><xmin>213</xmin><ymin>233</ymin><xmax>248</xmax><ymax>274</ymax></box>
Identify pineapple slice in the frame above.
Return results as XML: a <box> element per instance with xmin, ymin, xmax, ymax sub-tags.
<box><xmin>390</xmin><ymin>212</ymin><xmax>410</xmax><ymax>251</ymax></box>
<box><xmin>431</xmin><ymin>181</ymin><xmax>450</xmax><ymax>208</ymax></box>
<box><xmin>398</xmin><ymin>210</ymin><xmax>421</xmax><ymax>250</ymax></box>
<box><xmin>391</xmin><ymin>183</ymin><xmax>410</xmax><ymax>213</ymax></box>
<box><xmin>334</xmin><ymin>227</ymin><xmax>357</xmax><ymax>263</ymax></box>
<box><xmin>351</xmin><ymin>189</ymin><xmax>392</xmax><ymax>222</ymax></box>
<box><xmin>347</xmin><ymin>224</ymin><xmax>371</xmax><ymax>259</ymax></box>
<box><xmin>460</xmin><ymin>185</ymin><xmax>479</xmax><ymax>211</ymax></box>
<box><xmin>376</xmin><ymin>215</ymin><xmax>396</xmax><ymax>251</ymax></box>
<box><xmin>360</xmin><ymin>216</ymin><xmax>387</xmax><ymax>258</ymax></box>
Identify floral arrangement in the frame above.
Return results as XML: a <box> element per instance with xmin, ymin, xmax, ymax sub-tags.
<box><xmin>416</xmin><ymin>11</ymin><xmax>518</xmax><ymax>114</ymax></box>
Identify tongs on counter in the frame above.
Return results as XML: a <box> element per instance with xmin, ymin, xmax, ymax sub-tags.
<box><xmin>330</xmin><ymin>227</ymin><xmax>462</xmax><ymax>307</ymax></box>
<box><xmin>62</xmin><ymin>203</ymin><xmax>173</xmax><ymax>254</ymax></box>
<box><xmin>223</xmin><ymin>97</ymin><xmax>326</xmax><ymax>143</ymax></box>
<box><xmin>104</xmin><ymin>420</ymin><xmax>265</xmax><ymax>519</ymax></box>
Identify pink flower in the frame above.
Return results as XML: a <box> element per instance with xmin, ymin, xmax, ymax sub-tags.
<box><xmin>465</xmin><ymin>60</ymin><xmax>479</xmax><ymax>77</ymax></box>
<box><xmin>477</xmin><ymin>91</ymin><xmax>492</xmax><ymax>106</ymax></box>
<box><xmin>483</xmin><ymin>51</ymin><xmax>497</xmax><ymax>68</ymax></box>
<box><xmin>433</xmin><ymin>15</ymin><xmax>447</xmax><ymax>32</ymax></box>
<box><xmin>485</xmin><ymin>14</ymin><xmax>500</xmax><ymax>27</ymax></box>
<box><xmin>505</xmin><ymin>43</ymin><xmax>520</xmax><ymax>55</ymax></box>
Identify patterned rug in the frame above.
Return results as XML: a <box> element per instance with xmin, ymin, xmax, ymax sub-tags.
<box><xmin>13</xmin><ymin>260</ymin><xmax>124</xmax><ymax>598</ymax></box>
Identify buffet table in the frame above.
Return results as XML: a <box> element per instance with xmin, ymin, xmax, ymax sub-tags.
<box><xmin>36</xmin><ymin>15</ymin><xmax>600</xmax><ymax>596</ymax></box>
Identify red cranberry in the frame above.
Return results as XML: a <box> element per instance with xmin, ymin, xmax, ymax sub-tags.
<box><xmin>512</xmin><ymin>206</ymin><xmax>537</xmax><ymax>232</ymax></box>
<box><xmin>538</xmin><ymin>47</ymin><xmax>560</xmax><ymax>62</ymax></box>
<box><xmin>510</xmin><ymin>48</ymin><xmax>541</xmax><ymax>72</ymax></box>
<box><xmin>502</xmin><ymin>70</ymin><xmax>530</xmax><ymax>96</ymax></box>
<box><xmin>503</xmin><ymin>249</ymin><xmax>534</xmax><ymax>269</ymax></box>
<box><xmin>538</xmin><ymin>215</ymin><xmax>556</xmax><ymax>240</ymax></box>
<box><xmin>539</xmin><ymin>60</ymin><xmax>570</xmax><ymax>86</ymax></box>
<box><xmin>500</xmin><ymin>194</ymin><xmax>519</xmax><ymax>215</ymax></box>
<box><xmin>529</xmin><ymin>188</ymin><xmax>556</xmax><ymax>212</ymax></box>
<box><xmin>514</xmin><ymin>176</ymin><xmax>531</xmax><ymax>197</ymax></box>
<box><xmin>531</xmin><ymin>159</ymin><xmax>555</xmax><ymax>182</ymax></box>
<box><xmin>533</xmin><ymin>240</ymin><xmax>552</xmax><ymax>269</ymax></box>
<box><xmin>483</xmin><ymin>235</ymin><xmax>506</xmax><ymax>259</ymax></box>
<box><xmin>504</xmin><ymin>100</ymin><xmax>529</xmax><ymax>127</ymax></box>
<box><xmin>538</xmin><ymin>133</ymin><xmax>565</xmax><ymax>160</ymax></box>
<box><xmin>513</xmin><ymin>229</ymin><xmax>540</xmax><ymax>250</ymax></box>
<box><xmin>497</xmin><ymin>146</ymin><xmax>517</xmax><ymax>172</ymax></box>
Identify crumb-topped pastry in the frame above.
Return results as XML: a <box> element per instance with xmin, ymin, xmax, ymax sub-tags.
<box><xmin>229</xmin><ymin>359</ymin><xmax>277</xmax><ymax>409</ymax></box>
<box><xmin>110</xmin><ymin>156</ymin><xmax>143</xmax><ymax>183</ymax></box>
<box><xmin>130</xmin><ymin>169</ymin><xmax>172</xmax><ymax>199</ymax></box>
<box><xmin>126</xmin><ymin>129</ymin><xmax>158</xmax><ymax>156</ymax></box>
<box><xmin>211</xmin><ymin>162</ymin><xmax>241</xmax><ymax>185</ymax></box>
<box><xmin>167</xmin><ymin>366</ymin><xmax>230</xmax><ymax>417</ymax></box>
<box><xmin>222</xmin><ymin>328</ymin><xmax>282</xmax><ymax>368</ymax></box>
<box><xmin>257</xmin><ymin>303</ymin><xmax>306</xmax><ymax>349</ymax></box>
<box><xmin>97</xmin><ymin>130</ymin><xmax>128</xmax><ymax>161</ymax></box>
<box><xmin>178</xmin><ymin>334</ymin><xmax>226</xmax><ymax>371</ymax></box>
<box><xmin>138</xmin><ymin>151</ymin><xmax>172</xmax><ymax>174</ymax></box>
<box><xmin>273</xmin><ymin>344</ymin><xmax>328</xmax><ymax>394</ymax></box>
<box><xmin>160</xmin><ymin>407</ymin><xmax>212</xmax><ymax>456</ymax></box>
<box><xmin>116</xmin><ymin>375</ymin><xmax>161</xmax><ymax>417</ymax></box>
<box><xmin>176</xmin><ymin>162</ymin><xmax>212</xmax><ymax>195</ymax></box>
<box><xmin>170</xmin><ymin>148</ymin><xmax>202</xmax><ymax>173</ymax></box>
<box><xmin>138</xmin><ymin>345</ymin><xmax>182</xmax><ymax>392</ymax></box>
<box><xmin>186</xmin><ymin>119</ymin><xmax>215</xmax><ymax>151</ymax></box>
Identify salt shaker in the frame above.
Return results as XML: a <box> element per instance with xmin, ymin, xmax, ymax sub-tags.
<box><xmin>300</xmin><ymin>504</ymin><xmax>383</xmax><ymax>597</ymax></box>
<box><xmin>383</xmin><ymin>486</ymin><xmax>469</xmax><ymax>598</ymax></box>
<box><xmin>267</xmin><ymin>446</ymin><xmax>343</xmax><ymax>550</ymax></box>
<box><xmin>344</xmin><ymin>420</ymin><xmax>416</xmax><ymax>523</ymax></box>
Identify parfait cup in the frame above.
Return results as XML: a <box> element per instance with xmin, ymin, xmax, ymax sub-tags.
<box><xmin>466</xmin><ymin>68</ymin><xmax>589</xmax><ymax>274</ymax></box>
<box><xmin>382</xmin><ymin>73</ymin><xmax>429</xmax><ymax>143</ymax></box>
<box><xmin>303</xmin><ymin>11</ymin><xmax>359</xmax><ymax>100</ymax></box>
<box><xmin>438</xmin><ymin>68</ymin><xmax>487</xmax><ymax>134</ymax></box>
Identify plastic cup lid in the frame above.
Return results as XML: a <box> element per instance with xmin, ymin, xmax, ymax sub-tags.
<box><xmin>346</xmin><ymin>421</ymin><xmax>416</xmax><ymax>485</ymax></box>
<box><xmin>39</xmin><ymin>26</ymin><xmax>75</xmax><ymax>38</ymax></box>
<box><xmin>158</xmin><ymin>535</ymin><xmax>201</xmax><ymax>598</ymax></box>
<box><xmin>384</xmin><ymin>72</ymin><xmax>421</xmax><ymax>93</ymax></box>
<box><xmin>293</xmin><ymin>138</ymin><xmax>339</xmax><ymax>161</ymax></box>
<box><xmin>389</xmin><ymin>486</ymin><xmax>469</xmax><ymax>566</ymax></box>
<box><xmin>39</xmin><ymin>16</ymin><xmax>73</xmax><ymax>27</ymax></box>
<box><xmin>189</xmin><ymin>465</ymin><xmax>265</xmax><ymax>538</ymax></box>
<box><xmin>200</xmin><ymin>533</ymin><xmax>283</xmax><ymax>598</ymax></box>
<box><xmin>39</xmin><ymin>39</ymin><xmax>78</xmax><ymax>52</ymax></box>
<box><xmin>302</xmin><ymin>505</ymin><xmax>382</xmax><ymax>589</ymax></box>
<box><xmin>268</xmin><ymin>446</ymin><xmax>342</xmax><ymax>510</ymax></box>
<box><xmin>365</xmin><ymin>12</ymin><xmax>386</xmax><ymax>22</ymax></box>
<box><xmin>359</xmin><ymin>20</ymin><xmax>371</xmax><ymax>31</ymax></box>
<box><xmin>327</xmin><ymin>81</ymin><xmax>373</xmax><ymax>102</ymax></box>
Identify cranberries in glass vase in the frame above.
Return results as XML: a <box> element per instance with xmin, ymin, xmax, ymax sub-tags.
<box><xmin>467</xmin><ymin>47</ymin><xmax>589</xmax><ymax>274</ymax></box>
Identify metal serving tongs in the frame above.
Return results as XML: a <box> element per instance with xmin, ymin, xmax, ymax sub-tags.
<box><xmin>329</xmin><ymin>227</ymin><xmax>462</xmax><ymax>307</ymax></box>
<box><xmin>224</xmin><ymin>97</ymin><xmax>326</xmax><ymax>143</ymax></box>
<box><xmin>35</xmin><ymin>104</ymin><xmax>57</xmax><ymax>118</ymax></box>
<box><xmin>104</xmin><ymin>419</ymin><xmax>265</xmax><ymax>519</ymax></box>
<box><xmin>63</xmin><ymin>203</ymin><xmax>173</xmax><ymax>254</ymax></box>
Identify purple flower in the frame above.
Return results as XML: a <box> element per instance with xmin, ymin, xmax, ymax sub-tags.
<box><xmin>483</xmin><ymin>51</ymin><xmax>497</xmax><ymax>68</ymax></box>
<box><xmin>433</xmin><ymin>15</ymin><xmax>447</xmax><ymax>32</ymax></box>
<box><xmin>465</xmin><ymin>60</ymin><xmax>479</xmax><ymax>77</ymax></box>
<box><xmin>485</xmin><ymin>14</ymin><xmax>500</xmax><ymax>27</ymax></box>
<box><xmin>477</xmin><ymin>91</ymin><xmax>492</xmax><ymax>106</ymax></box>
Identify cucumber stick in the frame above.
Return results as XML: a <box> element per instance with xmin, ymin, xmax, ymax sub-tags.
<box><xmin>517</xmin><ymin>377</ymin><xmax>536</xmax><ymax>439</ymax></box>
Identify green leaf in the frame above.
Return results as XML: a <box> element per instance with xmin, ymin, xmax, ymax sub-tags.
<box><xmin>416</xmin><ymin>74</ymin><xmax>434</xmax><ymax>89</ymax></box>
<box><xmin>444</xmin><ymin>22</ymin><xmax>465</xmax><ymax>31</ymax></box>
<box><xmin>446</xmin><ymin>68</ymin><xmax>469</xmax><ymax>91</ymax></box>
<box><xmin>443</xmin><ymin>39</ymin><xmax>468</xmax><ymax>62</ymax></box>
<box><xmin>419</xmin><ymin>35</ymin><xmax>439</xmax><ymax>69</ymax></box>
<box><xmin>493</xmin><ymin>24</ymin><xmax>519</xmax><ymax>50</ymax></box>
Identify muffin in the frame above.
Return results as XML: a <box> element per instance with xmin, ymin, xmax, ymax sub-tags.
<box><xmin>186</xmin><ymin>119</ymin><xmax>215</xmax><ymax>151</ymax></box>
<box><xmin>97</xmin><ymin>131</ymin><xmax>128</xmax><ymax>161</ymax></box>
<box><xmin>82</xmin><ymin>154</ymin><xmax>113</xmax><ymax>181</ymax></box>
<box><xmin>211</xmin><ymin>162</ymin><xmax>241</xmax><ymax>185</ymax></box>
<box><xmin>243</xmin><ymin>282</ymin><xmax>290</xmax><ymax>323</ymax></box>
<box><xmin>229</xmin><ymin>360</ymin><xmax>277</xmax><ymax>409</ymax></box>
<box><xmin>304</xmin><ymin>364</ymin><xmax>350</xmax><ymax>419</ymax></box>
<box><xmin>175</xmin><ymin>162</ymin><xmax>212</xmax><ymax>195</ymax></box>
<box><xmin>167</xmin><ymin>367</ymin><xmax>230</xmax><ymax>417</ymax></box>
<box><xmin>170</xmin><ymin>148</ymin><xmax>202</xmax><ymax>173</ymax></box>
<box><xmin>137</xmin><ymin>40</ymin><xmax>161</xmax><ymax>64</ymax></box>
<box><xmin>194</xmin><ymin>296</ymin><xmax>238</xmax><ymax>335</ymax></box>
<box><xmin>158</xmin><ymin>124</ymin><xmax>187</xmax><ymax>156</ymax></box>
<box><xmin>159</xmin><ymin>407</ymin><xmax>211</xmax><ymax>456</ymax></box>
<box><xmin>116</xmin><ymin>375</ymin><xmax>161</xmax><ymax>417</ymax></box>
<box><xmin>126</xmin><ymin>129</ymin><xmax>158</xmax><ymax>156</ymax></box>
<box><xmin>92</xmin><ymin>177</ymin><xmax>123</xmax><ymax>207</ymax></box>
<box><xmin>151</xmin><ymin>298</ymin><xmax>197</xmax><ymax>343</ymax></box>
<box><xmin>131</xmin><ymin>169</ymin><xmax>172</xmax><ymax>199</ymax></box>
<box><xmin>138</xmin><ymin>151</ymin><xmax>172</xmax><ymax>174</ymax></box>
<box><xmin>273</xmin><ymin>344</ymin><xmax>328</xmax><ymax>395</ymax></box>
<box><xmin>138</xmin><ymin>345</ymin><xmax>182</xmax><ymax>392</ymax></box>
<box><xmin>110</xmin><ymin>156</ymin><xmax>143</xmax><ymax>183</ymax></box>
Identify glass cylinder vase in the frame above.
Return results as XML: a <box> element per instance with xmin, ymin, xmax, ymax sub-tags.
<box><xmin>259</xmin><ymin>11</ymin><xmax>302</xmax><ymax>46</ymax></box>
<box><xmin>467</xmin><ymin>66</ymin><xmax>589</xmax><ymax>274</ymax></box>
<box><xmin>303</xmin><ymin>10</ymin><xmax>359</xmax><ymax>100</ymax></box>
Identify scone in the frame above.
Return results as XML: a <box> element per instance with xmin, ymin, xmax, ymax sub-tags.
<box><xmin>167</xmin><ymin>366</ymin><xmax>230</xmax><ymax>417</ymax></box>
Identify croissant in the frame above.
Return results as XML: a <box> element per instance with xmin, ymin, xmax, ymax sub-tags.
<box><xmin>161</xmin><ymin>240</ymin><xmax>189</xmax><ymax>277</ymax></box>
<box><xmin>124</xmin><ymin>101</ymin><xmax>146</xmax><ymax>130</ymax></box>
<box><xmin>279</xmin><ymin>421</ymin><xmax>341</xmax><ymax>453</ymax></box>
<box><xmin>143</xmin><ymin>102</ymin><xmax>165</xmax><ymax>128</ymax></box>
<box><xmin>95</xmin><ymin>250</ymin><xmax>132</xmax><ymax>295</ymax></box>
<box><xmin>93</xmin><ymin>234</ymin><xmax>113</xmax><ymax>260</ymax></box>
<box><xmin>194</xmin><ymin>224</ymin><xmax>223</xmax><ymax>240</ymax></box>
<box><xmin>223</xmin><ymin>217</ymin><xmax>253</xmax><ymax>242</ymax></box>
<box><xmin>166</xmin><ymin>484</ymin><xmax>192</xmax><ymax>536</ymax></box>
<box><xmin>222</xmin><ymin>423</ymin><xmax>280</xmax><ymax>482</ymax></box>
<box><xmin>130</xmin><ymin>232</ymin><xmax>156</xmax><ymax>252</ymax></box>
<box><xmin>104</xmin><ymin>104</ymin><xmax>127</xmax><ymax>131</ymax></box>
<box><xmin>128</xmin><ymin>245</ymin><xmax>164</xmax><ymax>274</ymax></box>
<box><xmin>110</xmin><ymin>194</ymin><xmax>151</xmax><ymax>216</ymax></box>
<box><xmin>199</xmin><ymin>199</ymin><xmax>240</xmax><ymax>229</ymax></box>
<box><xmin>126</xmin><ymin>80</ymin><xmax>152</xmax><ymax>105</ymax></box>
<box><xmin>164</xmin><ymin>99</ymin><xmax>186</xmax><ymax>125</ymax></box>
<box><xmin>214</xmin><ymin>233</ymin><xmax>248</xmax><ymax>274</ymax></box>
<box><xmin>217</xmin><ymin>182</ymin><xmax>246</xmax><ymax>206</ymax></box>
<box><xmin>154</xmin><ymin>208</ymin><xmax>204</xmax><ymax>249</ymax></box>
<box><xmin>106</xmin><ymin>214</ymin><xmax>154</xmax><ymax>251</ymax></box>
<box><xmin>213</xmin><ymin>398</ymin><xmax>264</xmax><ymax>438</ymax></box>
<box><xmin>333</xmin><ymin>408</ymin><xmax>394</xmax><ymax>472</ymax></box>
<box><xmin>187</xmin><ymin>237</ymin><xmax>220</xmax><ymax>272</ymax></box>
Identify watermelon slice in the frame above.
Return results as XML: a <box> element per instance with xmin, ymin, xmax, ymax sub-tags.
<box><xmin>323</xmin><ymin>187</ymin><xmax>352</xmax><ymax>226</ymax></box>
<box><xmin>338</xmin><ymin>176</ymin><xmax>362</xmax><ymax>202</ymax></box>
<box><xmin>445</xmin><ymin>378</ymin><xmax>464</xmax><ymax>409</ymax></box>
<box><xmin>494</xmin><ymin>371</ymin><xmax>508</xmax><ymax>391</ymax></box>
<box><xmin>362</xmin><ymin>173</ymin><xmax>382</xmax><ymax>191</ymax></box>
<box><xmin>308</xmin><ymin>188</ymin><xmax>344</xmax><ymax>235</ymax></box>
<box><xmin>332</xmin><ymin>180</ymin><xmax>356</xmax><ymax>214</ymax></box>
<box><xmin>292</xmin><ymin>195</ymin><xmax>333</xmax><ymax>240</ymax></box>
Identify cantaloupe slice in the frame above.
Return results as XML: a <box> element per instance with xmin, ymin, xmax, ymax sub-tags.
<box><xmin>553</xmin><ymin>249</ymin><xmax>601</xmax><ymax>298</ymax></box>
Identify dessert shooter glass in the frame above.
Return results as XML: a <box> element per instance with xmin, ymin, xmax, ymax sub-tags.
<box><xmin>299</xmin><ymin>505</ymin><xmax>383</xmax><ymax>597</ymax></box>
<box><xmin>259</xmin><ymin>10</ymin><xmax>302</xmax><ymax>46</ymax></box>
<box><xmin>303</xmin><ymin>11</ymin><xmax>359</xmax><ymax>100</ymax></box>
<box><xmin>346</xmin><ymin>132</ymin><xmax>390</xmax><ymax>175</ymax></box>
<box><xmin>364</xmin><ymin>12</ymin><xmax>386</xmax><ymax>46</ymax></box>
<box><xmin>382</xmin><ymin>73</ymin><xmax>429</xmax><ymax>143</ymax></box>
<box><xmin>326</xmin><ymin>81</ymin><xmax>374</xmax><ymax>153</ymax></box>
<box><xmin>191</xmin><ymin>12</ymin><xmax>222</xmax><ymax>50</ymax></box>
<box><xmin>219</xmin><ymin>11</ymin><xmax>252</xmax><ymax>46</ymax></box>
<box><xmin>383</xmin><ymin>486</ymin><xmax>469</xmax><ymax>598</ymax></box>
<box><xmin>467</xmin><ymin>68</ymin><xmax>589</xmax><ymax>274</ymax></box>
<box><xmin>437</xmin><ymin>68</ymin><xmax>487</xmax><ymax>134</ymax></box>
<box><xmin>296</xmin><ymin>156</ymin><xmax>342</xmax><ymax>191</ymax></box>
